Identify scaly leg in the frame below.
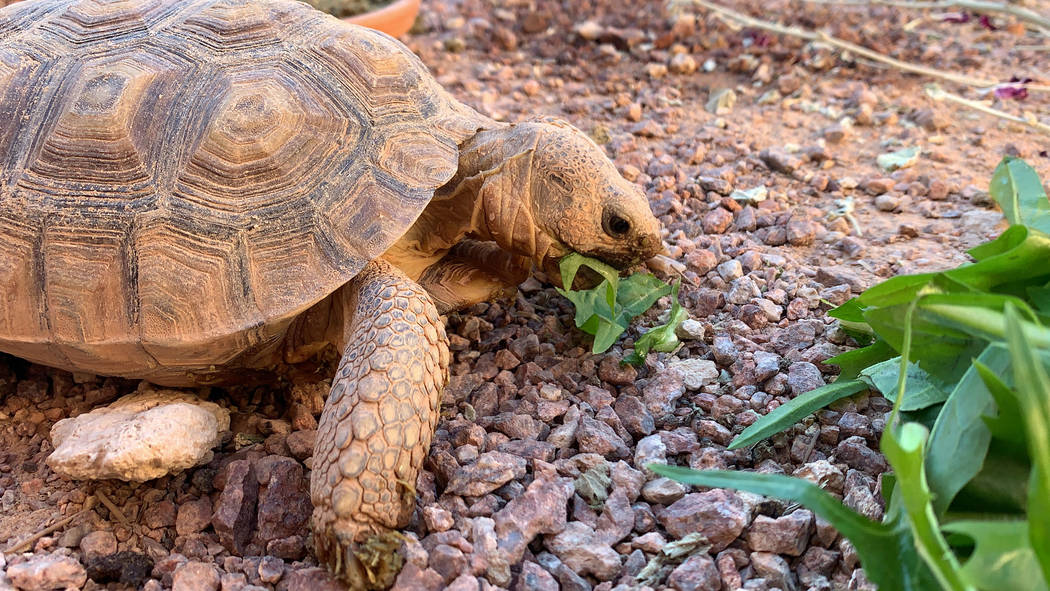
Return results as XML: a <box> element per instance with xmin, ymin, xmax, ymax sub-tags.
<box><xmin>311</xmin><ymin>260</ymin><xmax>449</xmax><ymax>589</ymax></box>
<box><xmin>415</xmin><ymin>239</ymin><xmax>530</xmax><ymax>314</ymax></box>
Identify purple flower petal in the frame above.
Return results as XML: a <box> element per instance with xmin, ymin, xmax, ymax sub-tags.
<box><xmin>994</xmin><ymin>85</ymin><xmax>1028</xmax><ymax>100</ymax></box>
<box><xmin>979</xmin><ymin>14</ymin><xmax>997</xmax><ymax>30</ymax></box>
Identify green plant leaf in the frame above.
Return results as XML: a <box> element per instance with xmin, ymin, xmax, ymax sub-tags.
<box><xmin>974</xmin><ymin>359</ymin><xmax>1026</xmax><ymax>450</ymax></box>
<box><xmin>943</xmin><ymin>520</ymin><xmax>1049</xmax><ymax>591</ymax></box>
<box><xmin>1004</xmin><ymin>303</ymin><xmax>1050</xmax><ymax>583</ymax></box>
<box><xmin>649</xmin><ymin>465</ymin><xmax>939</xmax><ymax>591</ymax></box>
<box><xmin>727</xmin><ymin>379</ymin><xmax>868</xmax><ymax>450</ymax></box>
<box><xmin>881</xmin><ymin>422</ymin><xmax>975</xmax><ymax>591</ymax></box>
<box><xmin>861</xmin><ymin>357</ymin><xmax>950</xmax><ymax>411</ymax></box>
<box><xmin>923</xmin><ymin>344</ymin><xmax>1006</xmax><ymax>515</ymax></box>
<box><xmin>615</xmin><ymin>273</ymin><xmax>672</xmax><ymax>321</ymax></box>
<box><xmin>624</xmin><ymin>279</ymin><xmax>685</xmax><ymax>365</ymax></box>
<box><xmin>559</xmin><ymin>252</ymin><xmax>619</xmax><ymax>310</ymax></box>
<box><xmin>826</xmin><ymin>339</ymin><xmax>896</xmax><ymax>379</ymax></box>
<box><xmin>989</xmin><ymin>156</ymin><xmax>1050</xmax><ymax>234</ymax></box>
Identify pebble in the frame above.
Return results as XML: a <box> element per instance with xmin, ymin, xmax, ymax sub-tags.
<box><xmin>213</xmin><ymin>459</ymin><xmax>258</xmax><ymax>554</ymax></box>
<box><xmin>750</xmin><ymin>552</ymin><xmax>797</xmax><ymax>591</ymax></box>
<box><xmin>545</xmin><ymin>521</ymin><xmax>622</xmax><ymax>581</ymax></box>
<box><xmin>746</xmin><ymin>509</ymin><xmax>813</xmax><ymax>556</ymax></box>
<box><xmin>702</xmin><ymin>208</ymin><xmax>734</xmax><ymax>234</ymax></box>
<box><xmin>492</xmin><ymin>468</ymin><xmax>574</xmax><ymax>562</ymax></box>
<box><xmin>641</xmin><ymin>477</ymin><xmax>686</xmax><ymax>504</ymax></box>
<box><xmin>665</xmin><ymin>359</ymin><xmax>718</xmax><ymax>390</ymax></box>
<box><xmin>175</xmin><ymin>496</ymin><xmax>212</xmax><ymax>535</ymax></box>
<box><xmin>715</xmin><ymin>260</ymin><xmax>743</xmax><ymax>282</ymax></box>
<box><xmin>658</xmin><ymin>490</ymin><xmax>750</xmax><ymax>551</ymax></box>
<box><xmin>78</xmin><ymin>530</ymin><xmax>117</xmax><ymax>560</ymax></box>
<box><xmin>676</xmin><ymin>319</ymin><xmax>706</xmax><ymax>341</ymax></box>
<box><xmin>642</xmin><ymin>369</ymin><xmax>686</xmax><ymax>419</ymax></box>
<box><xmin>7</xmin><ymin>554</ymin><xmax>87</xmax><ymax>591</ymax></box>
<box><xmin>446</xmin><ymin>451</ymin><xmax>527</xmax><ymax>496</ymax></box>
<box><xmin>576</xmin><ymin>417</ymin><xmax>630</xmax><ymax>459</ymax></box>
<box><xmin>668</xmin><ymin>553</ymin><xmax>720</xmax><ymax>591</ymax></box>
<box><xmin>172</xmin><ymin>561</ymin><xmax>220</xmax><ymax>591</ymax></box>
<box><xmin>836</xmin><ymin>436</ymin><xmax>890</xmax><ymax>474</ymax></box>
<box><xmin>874</xmin><ymin>194</ymin><xmax>900</xmax><ymax>211</ymax></box>
<box><xmin>255</xmin><ymin>456</ymin><xmax>311</xmax><ymax>544</ymax></box>
<box><xmin>786</xmin><ymin>362</ymin><xmax>824</xmax><ymax>395</ymax></box>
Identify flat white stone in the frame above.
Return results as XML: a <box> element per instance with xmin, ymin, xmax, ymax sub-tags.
<box><xmin>48</xmin><ymin>388</ymin><xmax>229</xmax><ymax>482</ymax></box>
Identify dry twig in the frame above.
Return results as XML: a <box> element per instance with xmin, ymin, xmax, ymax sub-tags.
<box><xmin>93</xmin><ymin>488</ymin><xmax>129</xmax><ymax>525</ymax></box>
<box><xmin>926</xmin><ymin>84</ymin><xmax>1050</xmax><ymax>135</ymax></box>
<box><xmin>799</xmin><ymin>0</ymin><xmax>1050</xmax><ymax>31</ymax></box>
<box><xmin>668</xmin><ymin>0</ymin><xmax>1050</xmax><ymax>92</ymax></box>
<box><xmin>2</xmin><ymin>496</ymin><xmax>98</xmax><ymax>554</ymax></box>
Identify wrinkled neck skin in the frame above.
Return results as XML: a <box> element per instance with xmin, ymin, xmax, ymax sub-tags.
<box><xmin>390</xmin><ymin>124</ymin><xmax>558</xmax><ymax>279</ymax></box>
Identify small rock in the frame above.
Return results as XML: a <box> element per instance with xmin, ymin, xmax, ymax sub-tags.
<box><xmin>746</xmin><ymin>510</ymin><xmax>813</xmax><ymax>556</ymax></box>
<box><xmin>666</xmin><ymin>359</ymin><xmax>718</xmax><ymax>390</ymax></box>
<box><xmin>48</xmin><ymin>389</ymin><xmax>229</xmax><ymax>481</ymax></box>
<box><xmin>258</xmin><ymin>556</ymin><xmax>284</xmax><ymax>584</ymax></box>
<box><xmin>423</xmin><ymin>505</ymin><xmax>454</xmax><ymax>533</ymax></box>
<box><xmin>447</xmin><ymin>452</ymin><xmax>528</xmax><ymax>496</ymax></box>
<box><xmin>429</xmin><ymin>545</ymin><xmax>467</xmax><ymax>584</ymax></box>
<box><xmin>676</xmin><ymin>319</ymin><xmax>705</xmax><ymax>341</ymax></box>
<box><xmin>514</xmin><ymin>561</ymin><xmax>558</xmax><ymax>591</ymax></box>
<box><xmin>598</xmin><ymin>357</ymin><xmax>637</xmax><ymax>386</ymax></box>
<box><xmin>176</xmin><ymin>496</ymin><xmax>212</xmax><ymax>536</ymax></box>
<box><xmin>79</xmin><ymin>530</ymin><xmax>117</xmax><ymax>560</ymax></box>
<box><xmin>576</xmin><ymin>417</ymin><xmax>630</xmax><ymax>459</ymax></box>
<box><xmin>669</xmin><ymin>53</ymin><xmax>698</xmax><ymax>74</ymax></box>
<box><xmin>285</xmin><ymin>430</ymin><xmax>316</xmax><ymax>461</ymax></box>
<box><xmin>750</xmin><ymin>552</ymin><xmax>797</xmax><ymax>591</ymax></box>
<box><xmin>172</xmin><ymin>561</ymin><xmax>219</xmax><ymax>591</ymax></box>
<box><xmin>282</xmin><ymin>567</ymin><xmax>345</xmax><ymax>591</ymax></box>
<box><xmin>658</xmin><ymin>490</ymin><xmax>750</xmax><ymax>551</ymax></box>
<box><xmin>614</xmin><ymin>395</ymin><xmax>655</xmax><ymax>438</ymax></box>
<box><xmin>716</xmin><ymin>260</ymin><xmax>743</xmax><ymax>282</ymax></box>
<box><xmin>711</xmin><ymin>336</ymin><xmax>738</xmax><ymax>366</ymax></box>
<box><xmin>702</xmin><ymin>208</ymin><xmax>734</xmax><ymax>234</ymax></box>
<box><xmin>255</xmin><ymin>456</ymin><xmax>311</xmax><ymax>544</ymax></box>
<box><xmin>213</xmin><ymin>459</ymin><xmax>258</xmax><ymax>554</ymax></box>
<box><xmin>668</xmin><ymin>553</ymin><xmax>720</xmax><ymax>591</ymax></box>
<box><xmin>786</xmin><ymin>362</ymin><xmax>824</xmax><ymax>395</ymax></box>
<box><xmin>545</xmin><ymin>522</ymin><xmax>621</xmax><ymax>581</ymax></box>
<box><xmin>861</xmin><ymin>177</ymin><xmax>894</xmax><ymax>195</ymax></box>
<box><xmin>759</xmin><ymin>149</ymin><xmax>801</xmax><ymax>175</ymax></box>
<box><xmin>635</xmin><ymin>434</ymin><xmax>667</xmax><ymax>472</ymax></box>
<box><xmin>7</xmin><ymin>554</ymin><xmax>87</xmax><ymax>591</ymax></box>
<box><xmin>753</xmin><ymin>352</ymin><xmax>780</xmax><ymax>382</ymax></box>
<box><xmin>493</xmin><ymin>468</ymin><xmax>574</xmax><ymax>562</ymax></box>
<box><xmin>642</xmin><ymin>369</ymin><xmax>686</xmax><ymax>418</ymax></box>
<box><xmin>836</xmin><ymin>436</ymin><xmax>889</xmax><ymax>474</ymax></box>
<box><xmin>874</xmin><ymin>194</ymin><xmax>899</xmax><ymax>211</ymax></box>
<box><xmin>641</xmin><ymin>477</ymin><xmax>686</xmax><ymax>504</ymax></box>
<box><xmin>685</xmin><ymin>249</ymin><xmax>718</xmax><ymax>275</ymax></box>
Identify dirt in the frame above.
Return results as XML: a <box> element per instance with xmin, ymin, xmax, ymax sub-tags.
<box><xmin>1</xmin><ymin>1</ymin><xmax>1048</xmax><ymax>590</ymax></box>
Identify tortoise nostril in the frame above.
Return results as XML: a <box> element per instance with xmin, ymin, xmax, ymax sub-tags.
<box><xmin>603</xmin><ymin>212</ymin><xmax>631</xmax><ymax>238</ymax></box>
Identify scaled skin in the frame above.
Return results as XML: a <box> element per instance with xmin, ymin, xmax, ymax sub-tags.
<box><xmin>307</xmin><ymin>119</ymin><xmax>662</xmax><ymax>589</ymax></box>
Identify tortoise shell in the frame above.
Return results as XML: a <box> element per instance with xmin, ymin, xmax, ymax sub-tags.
<box><xmin>0</xmin><ymin>0</ymin><xmax>488</xmax><ymax>380</ymax></box>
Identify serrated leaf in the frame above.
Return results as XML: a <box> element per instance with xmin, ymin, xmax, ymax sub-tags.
<box><xmin>989</xmin><ymin>156</ymin><xmax>1050</xmax><ymax>234</ymax></box>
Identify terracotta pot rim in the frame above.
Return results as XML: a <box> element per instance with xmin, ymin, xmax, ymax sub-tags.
<box><xmin>343</xmin><ymin>0</ymin><xmax>421</xmax><ymax>38</ymax></box>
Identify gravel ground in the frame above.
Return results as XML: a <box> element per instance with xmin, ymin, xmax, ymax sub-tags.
<box><xmin>1</xmin><ymin>0</ymin><xmax>1048</xmax><ymax>590</ymax></box>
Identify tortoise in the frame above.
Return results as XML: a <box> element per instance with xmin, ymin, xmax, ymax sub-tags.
<box><xmin>0</xmin><ymin>0</ymin><xmax>662</xmax><ymax>587</ymax></box>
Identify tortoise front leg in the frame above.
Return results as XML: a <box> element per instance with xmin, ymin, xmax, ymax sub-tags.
<box><xmin>311</xmin><ymin>260</ymin><xmax>449</xmax><ymax>589</ymax></box>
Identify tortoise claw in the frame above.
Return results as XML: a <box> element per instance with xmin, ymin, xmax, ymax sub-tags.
<box><xmin>314</xmin><ymin>528</ymin><xmax>404</xmax><ymax>591</ymax></box>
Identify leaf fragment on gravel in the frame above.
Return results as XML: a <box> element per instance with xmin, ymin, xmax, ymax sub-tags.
<box><xmin>876</xmin><ymin>146</ymin><xmax>919</xmax><ymax>171</ymax></box>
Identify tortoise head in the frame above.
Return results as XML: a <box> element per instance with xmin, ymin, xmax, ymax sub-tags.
<box><xmin>525</xmin><ymin>118</ymin><xmax>662</xmax><ymax>269</ymax></box>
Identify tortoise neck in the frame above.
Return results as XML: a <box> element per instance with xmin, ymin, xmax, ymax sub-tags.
<box><xmin>442</xmin><ymin>126</ymin><xmax>554</xmax><ymax>262</ymax></box>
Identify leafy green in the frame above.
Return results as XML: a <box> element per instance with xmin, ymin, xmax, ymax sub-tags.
<box><xmin>1004</xmin><ymin>303</ymin><xmax>1050</xmax><ymax>584</ymax></box>
<box><xmin>990</xmin><ymin>155</ymin><xmax>1050</xmax><ymax>234</ymax></box>
<box><xmin>623</xmin><ymin>280</ymin><xmax>687</xmax><ymax>365</ymax></box>
<box><xmin>861</xmin><ymin>357</ymin><xmax>949</xmax><ymax>411</ymax></box>
<box><xmin>557</xmin><ymin>253</ymin><xmax>681</xmax><ymax>361</ymax></box>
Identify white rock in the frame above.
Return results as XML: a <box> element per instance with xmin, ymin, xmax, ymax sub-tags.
<box><xmin>666</xmin><ymin>358</ymin><xmax>719</xmax><ymax>390</ymax></box>
<box><xmin>676</xmin><ymin>318</ymin><xmax>705</xmax><ymax>341</ymax></box>
<box><xmin>6</xmin><ymin>554</ymin><xmax>86</xmax><ymax>591</ymax></box>
<box><xmin>48</xmin><ymin>388</ymin><xmax>229</xmax><ymax>482</ymax></box>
